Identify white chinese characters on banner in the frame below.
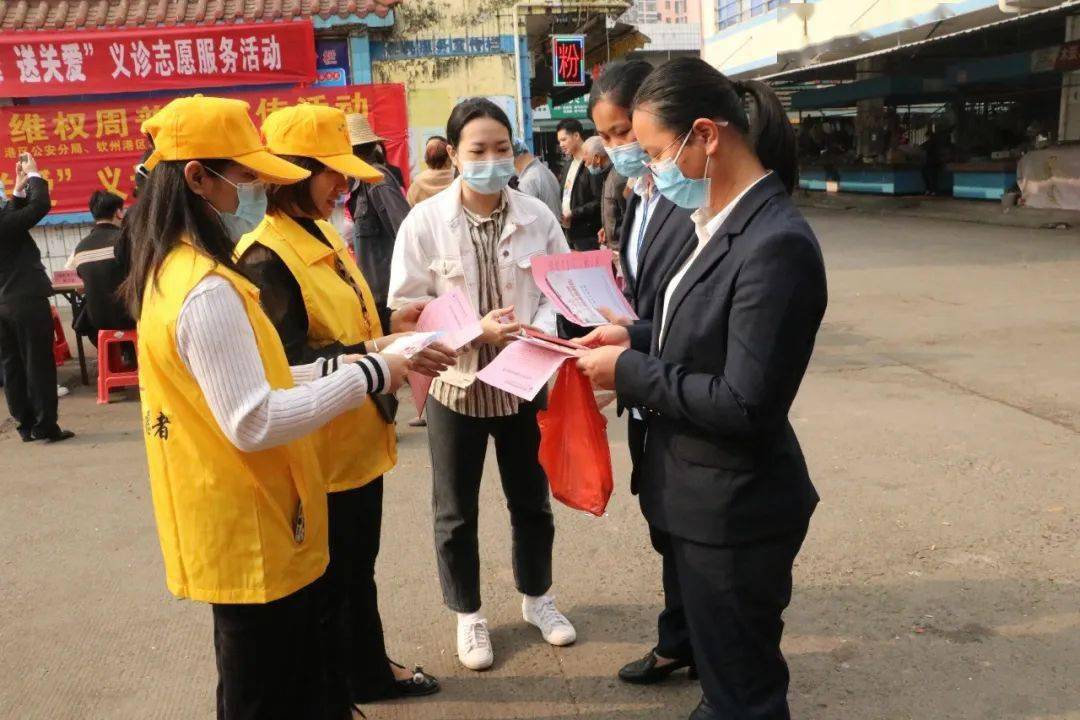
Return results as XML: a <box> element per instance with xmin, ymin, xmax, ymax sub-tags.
<box><xmin>109</xmin><ymin>43</ymin><xmax>130</xmax><ymax>79</ymax></box>
<box><xmin>240</xmin><ymin>37</ymin><xmax>260</xmax><ymax>72</ymax></box>
<box><xmin>131</xmin><ymin>41</ymin><xmax>152</xmax><ymax>78</ymax></box>
<box><xmin>39</xmin><ymin>44</ymin><xmax>63</xmax><ymax>82</ymax></box>
<box><xmin>175</xmin><ymin>39</ymin><xmax>196</xmax><ymax>76</ymax></box>
<box><xmin>219</xmin><ymin>37</ymin><xmax>238</xmax><ymax>74</ymax></box>
<box><xmin>13</xmin><ymin>42</ymin><xmax>94</xmax><ymax>84</ymax></box>
<box><xmin>152</xmin><ymin>39</ymin><xmax>175</xmax><ymax>77</ymax></box>
<box><xmin>262</xmin><ymin>36</ymin><xmax>282</xmax><ymax>71</ymax></box>
<box><xmin>97</xmin><ymin>34</ymin><xmax>282</xmax><ymax>84</ymax></box>
<box><xmin>15</xmin><ymin>45</ymin><xmax>42</xmax><ymax>83</ymax></box>
<box><xmin>196</xmin><ymin>38</ymin><xmax>217</xmax><ymax>74</ymax></box>
<box><xmin>61</xmin><ymin>43</ymin><xmax>88</xmax><ymax>82</ymax></box>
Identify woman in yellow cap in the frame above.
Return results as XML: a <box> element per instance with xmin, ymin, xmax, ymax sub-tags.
<box><xmin>119</xmin><ymin>95</ymin><xmax>428</xmax><ymax>719</ymax></box>
<box><xmin>236</xmin><ymin>103</ymin><xmax>453</xmax><ymax>707</ymax></box>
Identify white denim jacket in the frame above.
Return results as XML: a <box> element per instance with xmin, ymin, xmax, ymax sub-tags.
<box><xmin>388</xmin><ymin>178</ymin><xmax>569</xmax><ymax>386</ymax></box>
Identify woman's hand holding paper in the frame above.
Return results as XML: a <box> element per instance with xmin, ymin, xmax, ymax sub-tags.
<box><xmin>576</xmin><ymin>345</ymin><xmax>627</xmax><ymax>390</ymax></box>
<box><xmin>408</xmin><ymin>342</ymin><xmax>458</xmax><ymax>378</ymax></box>
<box><xmin>575</xmin><ymin>323</ymin><xmax>631</xmax><ymax>349</ymax></box>
<box><xmin>477</xmin><ymin>306</ymin><xmax>521</xmax><ymax>348</ymax></box>
<box><xmin>390</xmin><ymin>300</ymin><xmax>429</xmax><ymax>333</ymax></box>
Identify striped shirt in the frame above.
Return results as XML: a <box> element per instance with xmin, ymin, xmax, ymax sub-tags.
<box><xmin>430</xmin><ymin>195</ymin><xmax>520</xmax><ymax>418</ymax></box>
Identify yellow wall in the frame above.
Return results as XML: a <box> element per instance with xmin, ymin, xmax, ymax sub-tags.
<box><xmin>372</xmin><ymin>0</ymin><xmax>521</xmax><ymax>174</ymax></box>
<box><xmin>701</xmin><ymin>0</ymin><xmax>1002</xmax><ymax>77</ymax></box>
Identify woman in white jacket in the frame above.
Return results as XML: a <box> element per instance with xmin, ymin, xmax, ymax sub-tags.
<box><xmin>388</xmin><ymin>98</ymin><xmax>575</xmax><ymax>671</ymax></box>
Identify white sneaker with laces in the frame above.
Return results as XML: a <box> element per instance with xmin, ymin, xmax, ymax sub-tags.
<box><xmin>457</xmin><ymin>618</ymin><xmax>494</xmax><ymax>670</ymax></box>
<box><xmin>523</xmin><ymin>595</ymin><xmax>577</xmax><ymax>646</ymax></box>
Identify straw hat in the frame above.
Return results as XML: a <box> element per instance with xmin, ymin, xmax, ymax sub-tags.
<box><xmin>346</xmin><ymin>113</ymin><xmax>383</xmax><ymax>146</ymax></box>
<box><xmin>263</xmin><ymin>104</ymin><xmax>383</xmax><ymax>182</ymax></box>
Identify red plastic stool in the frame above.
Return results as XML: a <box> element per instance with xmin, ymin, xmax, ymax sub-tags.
<box><xmin>97</xmin><ymin>329</ymin><xmax>139</xmax><ymax>404</ymax></box>
<box><xmin>51</xmin><ymin>306</ymin><xmax>71</xmax><ymax>366</ymax></box>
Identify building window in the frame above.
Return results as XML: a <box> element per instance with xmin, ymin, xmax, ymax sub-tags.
<box><xmin>752</xmin><ymin>0</ymin><xmax>786</xmax><ymax>16</ymax></box>
<box><xmin>719</xmin><ymin>0</ymin><xmax>789</xmax><ymax>30</ymax></box>
<box><xmin>717</xmin><ymin>0</ymin><xmax>742</xmax><ymax>29</ymax></box>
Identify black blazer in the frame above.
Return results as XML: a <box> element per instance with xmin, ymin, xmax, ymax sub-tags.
<box><xmin>615</xmin><ymin>174</ymin><xmax>827</xmax><ymax>546</ymax></box>
<box><xmin>618</xmin><ymin>190</ymin><xmax>695</xmax><ymax>321</ymax></box>
<box><xmin>559</xmin><ymin>160</ymin><xmax>604</xmax><ymax>249</ymax></box>
<box><xmin>0</xmin><ymin>176</ymin><xmax>52</xmax><ymax>303</ymax></box>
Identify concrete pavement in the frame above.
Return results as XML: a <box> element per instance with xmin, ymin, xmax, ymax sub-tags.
<box><xmin>1</xmin><ymin>209</ymin><xmax>1078</xmax><ymax>719</ymax></box>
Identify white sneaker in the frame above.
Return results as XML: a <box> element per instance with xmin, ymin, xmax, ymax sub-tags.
<box><xmin>457</xmin><ymin>617</ymin><xmax>494</xmax><ymax>670</ymax></box>
<box><xmin>523</xmin><ymin>595</ymin><xmax>577</xmax><ymax>646</ymax></box>
<box><xmin>56</xmin><ymin>385</ymin><xmax>69</xmax><ymax>398</ymax></box>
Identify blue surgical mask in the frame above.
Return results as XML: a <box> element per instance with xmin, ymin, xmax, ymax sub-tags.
<box><xmin>206</xmin><ymin>167</ymin><xmax>267</xmax><ymax>242</ymax></box>
<box><xmin>650</xmin><ymin>133</ymin><xmax>711</xmax><ymax>210</ymax></box>
<box><xmin>606</xmin><ymin>141</ymin><xmax>650</xmax><ymax>178</ymax></box>
<box><xmin>460</xmin><ymin>158</ymin><xmax>515</xmax><ymax>195</ymax></box>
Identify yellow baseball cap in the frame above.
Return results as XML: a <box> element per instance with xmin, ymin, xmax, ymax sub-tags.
<box><xmin>261</xmin><ymin>104</ymin><xmax>383</xmax><ymax>183</ymax></box>
<box><xmin>140</xmin><ymin>95</ymin><xmax>310</xmax><ymax>184</ymax></box>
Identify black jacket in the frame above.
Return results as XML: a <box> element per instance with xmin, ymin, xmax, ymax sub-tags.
<box><xmin>618</xmin><ymin>191</ymin><xmax>695</xmax><ymax>321</ymax></box>
<box><xmin>559</xmin><ymin>160</ymin><xmax>604</xmax><ymax>250</ymax></box>
<box><xmin>72</xmin><ymin>223</ymin><xmax>135</xmax><ymax>334</ymax></box>
<box><xmin>0</xmin><ymin>176</ymin><xmax>52</xmax><ymax>303</ymax></box>
<box><xmin>350</xmin><ymin>164</ymin><xmax>411</xmax><ymax>311</ymax></box>
<box><xmin>614</xmin><ymin>174</ymin><xmax>827</xmax><ymax>546</ymax></box>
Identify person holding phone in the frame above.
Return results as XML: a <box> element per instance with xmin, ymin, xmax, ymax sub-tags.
<box><xmin>236</xmin><ymin>103</ymin><xmax>453</xmax><ymax>707</ymax></box>
<box><xmin>388</xmin><ymin>98</ymin><xmax>575</xmax><ymax>671</ymax></box>
<box><xmin>0</xmin><ymin>152</ymin><xmax>75</xmax><ymax>443</ymax></box>
<box><xmin>577</xmin><ymin>58</ymin><xmax>827</xmax><ymax>720</ymax></box>
<box><xmin>120</xmin><ymin>95</ymin><xmax>414</xmax><ymax>719</ymax></box>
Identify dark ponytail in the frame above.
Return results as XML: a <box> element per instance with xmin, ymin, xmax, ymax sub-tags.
<box><xmin>633</xmin><ymin>57</ymin><xmax>797</xmax><ymax>193</ymax></box>
<box><xmin>588</xmin><ymin>59</ymin><xmax>654</xmax><ymax>115</ymax></box>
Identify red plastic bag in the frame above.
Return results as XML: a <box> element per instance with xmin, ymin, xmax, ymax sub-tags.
<box><xmin>536</xmin><ymin>362</ymin><xmax>614</xmax><ymax>517</ymax></box>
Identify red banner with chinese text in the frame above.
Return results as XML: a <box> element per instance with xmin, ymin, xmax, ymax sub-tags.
<box><xmin>0</xmin><ymin>83</ymin><xmax>410</xmax><ymax>216</ymax></box>
<box><xmin>0</xmin><ymin>22</ymin><xmax>316</xmax><ymax>98</ymax></box>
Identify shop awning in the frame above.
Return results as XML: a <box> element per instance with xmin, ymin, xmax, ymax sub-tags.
<box><xmin>759</xmin><ymin>0</ymin><xmax>1080</xmax><ymax>83</ymax></box>
<box><xmin>790</xmin><ymin>76</ymin><xmax>950</xmax><ymax>110</ymax></box>
<box><xmin>0</xmin><ymin>0</ymin><xmax>401</xmax><ymax>32</ymax></box>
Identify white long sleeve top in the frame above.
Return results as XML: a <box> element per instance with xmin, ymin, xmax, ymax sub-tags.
<box><xmin>175</xmin><ymin>275</ymin><xmax>390</xmax><ymax>453</ymax></box>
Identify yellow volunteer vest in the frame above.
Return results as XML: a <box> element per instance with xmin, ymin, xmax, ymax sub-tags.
<box><xmin>138</xmin><ymin>242</ymin><xmax>328</xmax><ymax>604</ymax></box>
<box><xmin>236</xmin><ymin>213</ymin><xmax>396</xmax><ymax>493</ymax></box>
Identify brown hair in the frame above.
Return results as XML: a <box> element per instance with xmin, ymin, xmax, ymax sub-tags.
<box><xmin>424</xmin><ymin>136</ymin><xmax>450</xmax><ymax>169</ymax></box>
<box><xmin>265</xmin><ymin>155</ymin><xmax>327</xmax><ymax>217</ymax></box>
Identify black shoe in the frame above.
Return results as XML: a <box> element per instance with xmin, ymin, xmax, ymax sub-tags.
<box><xmin>355</xmin><ymin>662</ymin><xmax>440</xmax><ymax>702</ymax></box>
<box><xmin>391</xmin><ymin>662</ymin><xmax>440</xmax><ymax>698</ymax></box>
<box><xmin>20</xmin><ymin>432</ymin><xmax>37</xmax><ymax>442</ymax></box>
<box><xmin>618</xmin><ymin>650</ymin><xmax>694</xmax><ymax>685</ymax></box>
<box><xmin>689</xmin><ymin>695</ymin><xmax>721</xmax><ymax>720</ymax></box>
<box><xmin>36</xmin><ymin>429</ymin><xmax>75</xmax><ymax>443</ymax></box>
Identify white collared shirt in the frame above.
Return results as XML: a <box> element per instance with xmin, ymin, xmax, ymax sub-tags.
<box><xmin>658</xmin><ymin>173</ymin><xmax>771</xmax><ymax>348</ymax></box>
<box><xmin>561</xmin><ymin>158</ymin><xmax>582</xmax><ymax>216</ymax></box>
<box><xmin>626</xmin><ymin>176</ymin><xmax>660</xmax><ymax>282</ymax></box>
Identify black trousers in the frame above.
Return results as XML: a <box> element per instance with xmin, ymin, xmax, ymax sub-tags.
<box><xmin>212</xmin><ymin>577</ymin><xmax>330</xmax><ymax>720</ymax></box>
<box><xmin>426</xmin><ymin>397</ymin><xmax>555</xmax><ymax>613</ymax></box>
<box><xmin>324</xmin><ymin>479</ymin><xmax>397</xmax><ymax>706</ymax></box>
<box><xmin>670</xmin><ymin>525</ymin><xmax>810</xmax><ymax>720</ymax></box>
<box><xmin>0</xmin><ymin>296</ymin><xmax>59</xmax><ymax>438</ymax></box>
<box><xmin>630</xmin><ymin>414</ymin><xmax>692</xmax><ymax>660</ymax></box>
<box><xmin>649</xmin><ymin>524</ymin><xmax>693</xmax><ymax>662</ymax></box>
